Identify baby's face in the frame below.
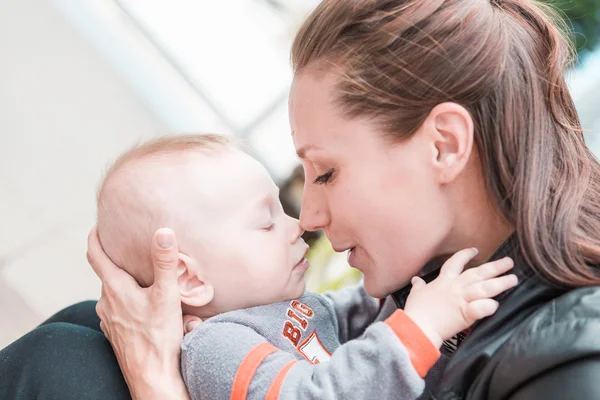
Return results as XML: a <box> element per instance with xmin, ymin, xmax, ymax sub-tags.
<box><xmin>178</xmin><ymin>148</ymin><xmax>309</xmax><ymax>314</ymax></box>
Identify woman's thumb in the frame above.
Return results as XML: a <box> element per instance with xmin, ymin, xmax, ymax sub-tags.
<box><xmin>151</xmin><ymin>228</ymin><xmax>179</xmax><ymax>291</ymax></box>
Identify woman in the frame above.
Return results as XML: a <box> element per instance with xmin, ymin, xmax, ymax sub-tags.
<box><xmin>2</xmin><ymin>0</ymin><xmax>600</xmax><ymax>398</ymax></box>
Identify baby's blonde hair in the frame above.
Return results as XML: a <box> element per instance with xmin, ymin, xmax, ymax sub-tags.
<box><xmin>97</xmin><ymin>134</ymin><xmax>229</xmax><ymax>286</ymax></box>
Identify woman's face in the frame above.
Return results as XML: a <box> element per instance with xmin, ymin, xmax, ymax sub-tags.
<box><xmin>289</xmin><ymin>71</ymin><xmax>456</xmax><ymax>297</ymax></box>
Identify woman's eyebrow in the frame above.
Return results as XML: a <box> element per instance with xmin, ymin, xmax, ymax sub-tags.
<box><xmin>295</xmin><ymin>144</ymin><xmax>320</xmax><ymax>159</ymax></box>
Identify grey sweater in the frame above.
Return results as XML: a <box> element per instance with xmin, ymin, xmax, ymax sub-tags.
<box><xmin>181</xmin><ymin>284</ymin><xmax>441</xmax><ymax>400</ymax></box>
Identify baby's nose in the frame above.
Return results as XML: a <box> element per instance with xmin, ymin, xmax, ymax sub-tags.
<box><xmin>289</xmin><ymin>216</ymin><xmax>304</xmax><ymax>243</ymax></box>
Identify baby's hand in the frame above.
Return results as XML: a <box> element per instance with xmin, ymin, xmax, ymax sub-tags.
<box><xmin>404</xmin><ymin>248</ymin><xmax>517</xmax><ymax>348</ymax></box>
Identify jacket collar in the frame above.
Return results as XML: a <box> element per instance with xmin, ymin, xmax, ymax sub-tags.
<box><xmin>391</xmin><ymin>234</ymin><xmax>534</xmax><ymax>309</ymax></box>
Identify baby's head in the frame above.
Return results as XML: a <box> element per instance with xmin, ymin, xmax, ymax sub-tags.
<box><xmin>97</xmin><ymin>134</ymin><xmax>309</xmax><ymax>318</ymax></box>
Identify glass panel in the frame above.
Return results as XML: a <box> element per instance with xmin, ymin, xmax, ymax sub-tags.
<box><xmin>118</xmin><ymin>0</ymin><xmax>294</xmax><ymax>129</ymax></box>
<box><xmin>247</xmin><ymin>99</ymin><xmax>298</xmax><ymax>183</ymax></box>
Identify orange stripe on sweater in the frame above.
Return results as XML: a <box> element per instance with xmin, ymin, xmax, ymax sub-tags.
<box><xmin>265</xmin><ymin>360</ymin><xmax>297</xmax><ymax>400</ymax></box>
<box><xmin>230</xmin><ymin>342</ymin><xmax>278</xmax><ymax>400</ymax></box>
<box><xmin>385</xmin><ymin>309</ymin><xmax>441</xmax><ymax>378</ymax></box>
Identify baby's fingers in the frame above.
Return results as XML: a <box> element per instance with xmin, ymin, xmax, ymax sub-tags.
<box><xmin>465</xmin><ymin>299</ymin><xmax>499</xmax><ymax>321</ymax></box>
<box><xmin>410</xmin><ymin>276</ymin><xmax>427</xmax><ymax>289</ymax></box>
<box><xmin>464</xmin><ymin>274</ymin><xmax>518</xmax><ymax>302</ymax></box>
<box><xmin>439</xmin><ymin>248</ymin><xmax>479</xmax><ymax>278</ymax></box>
<box><xmin>461</xmin><ymin>257</ymin><xmax>514</xmax><ymax>285</ymax></box>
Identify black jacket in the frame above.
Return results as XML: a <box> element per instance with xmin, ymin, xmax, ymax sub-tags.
<box><xmin>393</xmin><ymin>236</ymin><xmax>600</xmax><ymax>399</ymax></box>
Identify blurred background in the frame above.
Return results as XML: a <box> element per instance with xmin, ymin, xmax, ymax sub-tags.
<box><xmin>0</xmin><ymin>0</ymin><xmax>599</xmax><ymax>348</ymax></box>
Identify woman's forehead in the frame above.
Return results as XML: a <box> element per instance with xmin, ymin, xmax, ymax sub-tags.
<box><xmin>290</xmin><ymin>77</ymin><xmax>346</xmax><ymax>150</ymax></box>
<box><xmin>290</xmin><ymin>71</ymin><xmax>337</xmax><ymax>113</ymax></box>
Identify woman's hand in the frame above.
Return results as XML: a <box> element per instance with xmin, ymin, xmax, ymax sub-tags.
<box><xmin>87</xmin><ymin>226</ymin><xmax>190</xmax><ymax>400</ymax></box>
<box><xmin>183</xmin><ymin>315</ymin><xmax>202</xmax><ymax>336</ymax></box>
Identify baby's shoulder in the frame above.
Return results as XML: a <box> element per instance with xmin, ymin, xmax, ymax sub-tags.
<box><xmin>205</xmin><ymin>292</ymin><xmax>335</xmax><ymax>326</ymax></box>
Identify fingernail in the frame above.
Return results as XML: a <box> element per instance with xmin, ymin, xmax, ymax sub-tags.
<box><xmin>185</xmin><ymin>321</ymin><xmax>199</xmax><ymax>334</ymax></box>
<box><xmin>472</xmin><ymin>248</ymin><xmax>479</xmax><ymax>254</ymax></box>
<box><xmin>157</xmin><ymin>229</ymin><xmax>174</xmax><ymax>249</ymax></box>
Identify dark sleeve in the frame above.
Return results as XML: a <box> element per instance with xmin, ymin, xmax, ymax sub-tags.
<box><xmin>0</xmin><ymin>321</ymin><xmax>130</xmax><ymax>400</ymax></box>
<box><xmin>508</xmin><ymin>358</ymin><xmax>600</xmax><ymax>400</ymax></box>
<box><xmin>40</xmin><ymin>299</ymin><xmax>102</xmax><ymax>332</ymax></box>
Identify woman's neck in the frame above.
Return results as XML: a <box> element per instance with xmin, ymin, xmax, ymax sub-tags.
<box><xmin>442</xmin><ymin>165</ymin><xmax>515</xmax><ymax>266</ymax></box>
<box><xmin>465</xmin><ymin>213</ymin><xmax>514</xmax><ymax>267</ymax></box>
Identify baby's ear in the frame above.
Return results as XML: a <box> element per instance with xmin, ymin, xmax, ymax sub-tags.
<box><xmin>177</xmin><ymin>253</ymin><xmax>214</xmax><ymax>307</ymax></box>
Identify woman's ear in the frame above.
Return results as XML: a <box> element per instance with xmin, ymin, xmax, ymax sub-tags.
<box><xmin>426</xmin><ymin>102</ymin><xmax>474</xmax><ymax>184</ymax></box>
<box><xmin>177</xmin><ymin>253</ymin><xmax>214</xmax><ymax>307</ymax></box>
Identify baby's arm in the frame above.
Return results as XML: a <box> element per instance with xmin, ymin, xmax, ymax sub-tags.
<box><xmin>181</xmin><ymin>248</ymin><xmax>516</xmax><ymax>400</ymax></box>
<box><xmin>404</xmin><ymin>248</ymin><xmax>518</xmax><ymax>348</ymax></box>
<box><xmin>320</xmin><ymin>282</ymin><xmax>384</xmax><ymax>343</ymax></box>
<box><xmin>321</xmin><ymin>248</ymin><xmax>516</xmax><ymax>346</ymax></box>
<box><xmin>181</xmin><ymin>314</ymin><xmax>437</xmax><ymax>400</ymax></box>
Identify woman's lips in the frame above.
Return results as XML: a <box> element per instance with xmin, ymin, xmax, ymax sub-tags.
<box><xmin>347</xmin><ymin>247</ymin><xmax>357</xmax><ymax>267</ymax></box>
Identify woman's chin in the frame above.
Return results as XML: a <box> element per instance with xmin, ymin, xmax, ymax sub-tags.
<box><xmin>363</xmin><ymin>273</ymin><xmax>412</xmax><ymax>299</ymax></box>
<box><xmin>362</xmin><ymin>276</ymin><xmax>389</xmax><ymax>299</ymax></box>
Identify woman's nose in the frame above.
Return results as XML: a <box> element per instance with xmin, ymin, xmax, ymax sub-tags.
<box><xmin>299</xmin><ymin>186</ymin><xmax>330</xmax><ymax>232</ymax></box>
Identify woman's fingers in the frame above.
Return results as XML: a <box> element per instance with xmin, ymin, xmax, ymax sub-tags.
<box><xmin>86</xmin><ymin>227</ymin><xmax>186</xmax><ymax>395</ymax></box>
<box><xmin>96</xmin><ymin>298</ymin><xmax>109</xmax><ymax>337</ymax></box>
<box><xmin>439</xmin><ymin>248</ymin><xmax>479</xmax><ymax>278</ymax></box>
<box><xmin>87</xmin><ymin>225</ymin><xmax>136</xmax><ymax>287</ymax></box>
<box><xmin>99</xmin><ymin>320</ymin><xmax>107</xmax><ymax>336</ymax></box>
<box><xmin>95</xmin><ymin>298</ymin><xmax>105</xmax><ymax>320</ymax></box>
<box><xmin>183</xmin><ymin>315</ymin><xmax>202</xmax><ymax>335</ymax></box>
<box><xmin>151</xmin><ymin>228</ymin><xmax>180</xmax><ymax>297</ymax></box>
<box><xmin>464</xmin><ymin>274</ymin><xmax>519</xmax><ymax>302</ymax></box>
<box><xmin>86</xmin><ymin>225</ymin><xmax>116</xmax><ymax>281</ymax></box>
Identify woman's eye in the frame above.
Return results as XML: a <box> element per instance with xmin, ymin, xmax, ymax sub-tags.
<box><xmin>313</xmin><ymin>168</ymin><xmax>334</xmax><ymax>184</ymax></box>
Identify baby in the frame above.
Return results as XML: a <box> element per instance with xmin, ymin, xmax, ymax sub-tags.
<box><xmin>96</xmin><ymin>134</ymin><xmax>517</xmax><ymax>400</ymax></box>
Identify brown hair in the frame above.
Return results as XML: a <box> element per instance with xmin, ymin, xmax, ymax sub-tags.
<box><xmin>292</xmin><ymin>0</ymin><xmax>600</xmax><ymax>287</ymax></box>
<box><xmin>97</xmin><ymin>134</ymin><xmax>229</xmax><ymax>286</ymax></box>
